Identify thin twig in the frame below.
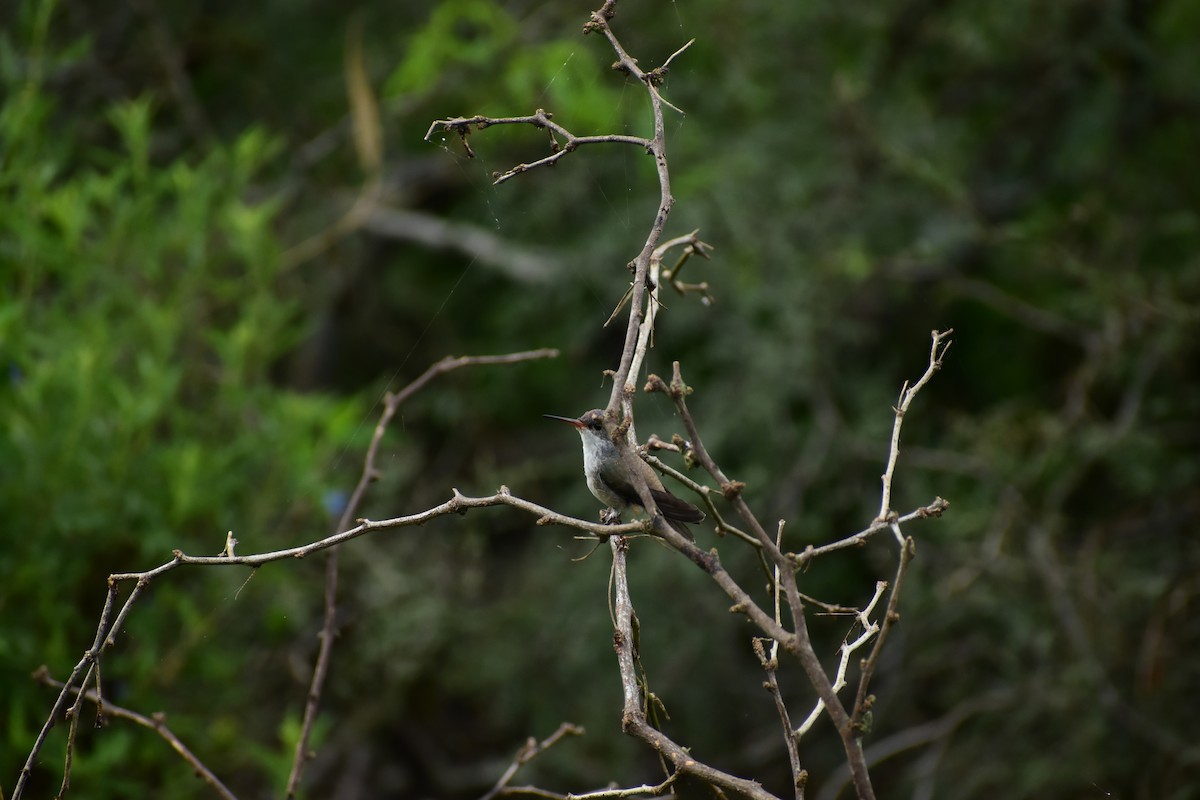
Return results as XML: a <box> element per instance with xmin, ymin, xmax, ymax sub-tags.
<box><xmin>34</xmin><ymin>669</ymin><xmax>239</xmax><ymax>800</ymax></box>
<box><xmin>791</xmin><ymin>498</ymin><xmax>949</xmax><ymax>567</ymax></box>
<box><xmin>286</xmin><ymin>348</ymin><xmax>558</xmax><ymax>798</ymax></box>
<box><xmin>851</xmin><ymin>530</ymin><xmax>914</xmax><ymax>730</ymax></box>
<box><xmin>18</xmin><ymin>353</ymin><xmax>564</xmax><ymax>800</ymax></box>
<box><xmin>641</xmin><ymin>453</ymin><xmax>758</xmax><ymax>547</ymax></box>
<box><xmin>877</xmin><ymin>329</ymin><xmax>953</xmax><ymax>523</ymax></box>
<box><xmin>646</xmin><ymin>362</ymin><xmax>876</xmax><ymax>800</ymax></box>
<box><xmin>796</xmin><ymin>582</ymin><xmax>888</xmax><ymax>739</ymax></box>
<box><xmin>756</xmin><ymin>516</ymin><xmax>806</xmax><ymax>800</ymax></box>
<box><xmin>14</xmin><ymin>582</ymin><xmax>117</xmax><ymax>800</ymax></box>
<box><xmin>500</xmin><ymin>773</ymin><xmax>679</xmax><ymax>800</ymax></box>
<box><xmin>480</xmin><ymin>723</ymin><xmax>585</xmax><ymax>800</ymax></box>
<box><xmin>424</xmin><ymin>110</ymin><xmax>650</xmax><ymax>186</ymax></box>
<box><xmin>753</xmin><ymin>638</ymin><xmax>806</xmax><ymax>800</ymax></box>
<box><xmin>19</xmin><ymin>486</ymin><xmax>635</xmax><ymax>800</ymax></box>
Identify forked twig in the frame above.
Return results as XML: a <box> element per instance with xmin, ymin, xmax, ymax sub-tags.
<box><xmin>480</xmin><ymin>722</ymin><xmax>585</xmax><ymax>800</ymax></box>
<box><xmin>286</xmin><ymin>348</ymin><xmax>558</xmax><ymax>797</ymax></box>
<box><xmin>17</xmin><ymin>352</ymin><xmax>559</xmax><ymax>800</ymax></box>
<box><xmin>33</xmin><ymin>668</ymin><xmax>239</xmax><ymax>800</ymax></box>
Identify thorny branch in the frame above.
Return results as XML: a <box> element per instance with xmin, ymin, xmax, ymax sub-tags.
<box><xmin>17</xmin><ymin>484</ymin><xmax>647</xmax><ymax>800</ymax></box>
<box><xmin>499</xmin><ymin>774</ymin><xmax>680</xmax><ymax>800</ymax></box>
<box><xmin>610</xmin><ymin>536</ymin><xmax>780</xmax><ymax>800</ymax></box>
<box><xmin>480</xmin><ymin>722</ymin><xmax>586</xmax><ymax>800</ymax></box>
<box><xmin>33</xmin><ymin>668</ymin><xmax>239</xmax><ymax>800</ymax></box>
<box><xmin>285</xmin><ymin>347</ymin><xmax>558</xmax><ymax>798</ymax></box>
<box><xmin>17</xmin><ymin>3</ymin><xmax>958</xmax><ymax>798</ymax></box>
<box><xmin>15</xmin><ymin>350</ymin><xmax>560</xmax><ymax>800</ymax></box>
<box><xmin>424</xmin><ymin>110</ymin><xmax>651</xmax><ymax>186</ymax></box>
<box><xmin>878</xmin><ymin>329</ymin><xmax>953</xmax><ymax>523</ymax></box>
<box><xmin>643</xmin><ymin>364</ymin><xmax>874</xmax><ymax>797</ymax></box>
<box><xmin>641</xmin><ymin>345</ymin><xmax>951</xmax><ymax>800</ymax></box>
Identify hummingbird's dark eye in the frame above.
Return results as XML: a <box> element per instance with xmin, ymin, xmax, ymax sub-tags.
<box><xmin>589</xmin><ymin>419</ymin><xmax>602</xmax><ymax>430</ymax></box>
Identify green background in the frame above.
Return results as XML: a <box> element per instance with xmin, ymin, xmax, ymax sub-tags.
<box><xmin>3</xmin><ymin>0</ymin><xmax>1198</xmax><ymax>797</ymax></box>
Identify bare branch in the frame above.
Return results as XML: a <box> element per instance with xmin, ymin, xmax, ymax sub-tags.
<box><xmin>753</xmin><ymin>636</ymin><xmax>806</xmax><ymax>800</ymax></box>
<box><xmin>424</xmin><ymin>110</ymin><xmax>651</xmax><ymax>185</ymax></box>
<box><xmin>851</xmin><ymin>528</ymin><xmax>915</xmax><ymax>729</ymax></box>
<box><xmin>642</xmin><ymin>453</ymin><xmax>760</xmax><ymax>547</ymax></box>
<box><xmin>481</xmin><ymin>723</ymin><xmax>586</xmax><ymax>800</ymax></box>
<box><xmin>795</xmin><ymin>582</ymin><xmax>887</xmax><ymax>739</ymax></box>
<box><xmin>646</xmin><ymin>362</ymin><xmax>876</xmax><ymax>800</ymax></box>
<box><xmin>609</xmin><ymin>537</ymin><xmax>781</xmax><ymax>800</ymax></box>
<box><xmin>34</xmin><ymin>668</ymin><xmax>239</xmax><ymax>800</ymax></box>
<box><xmin>877</xmin><ymin>329</ymin><xmax>953</xmax><ymax>523</ymax></box>
<box><xmin>758</xmin><ymin>515</ymin><xmax>806</xmax><ymax>800</ymax></box>
<box><xmin>288</xmin><ymin>348</ymin><xmax>558</xmax><ymax>799</ymax></box>
<box><xmin>792</xmin><ymin>498</ymin><xmax>949</xmax><ymax>567</ymax></box>
<box><xmin>501</xmin><ymin>773</ymin><xmax>679</xmax><ymax>800</ymax></box>
<box><xmin>14</xmin><ymin>583</ymin><xmax>117</xmax><ymax>800</ymax></box>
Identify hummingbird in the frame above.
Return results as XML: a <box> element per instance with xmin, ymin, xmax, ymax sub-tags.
<box><xmin>544</xmin><ymin>408</ymin><xmax>704</xmax><ymax>541</ymax></box>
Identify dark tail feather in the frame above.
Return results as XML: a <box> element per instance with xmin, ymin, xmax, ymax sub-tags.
<box><xmin>666</xmin><ymin>517</ymin><xmax>697</xmax><ymax>542</ymax></box>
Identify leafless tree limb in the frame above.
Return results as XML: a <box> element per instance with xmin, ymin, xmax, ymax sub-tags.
<box><xmin>645</xmin><ymin>362</ymin><xmax>877</xmax><ymax>800</ymax></box>
<box><xmin>481</xmin><ymin>722</ymin><xmax>586</xmax><ymax>800</ymax></box>
<box><xmin>500</xmin><ymin>773</ymin><xmax>679</xmax><ymax>800</ymax></box>
<box><xmin>791</xmin><ymin>499</ymin><xmax>948</xmax><ymax>567</ymax></box>
<box><xmin>850</xmin><ymin>528</ymin><xmax>915</xmax><ymax>730</ymax></box>
<box><xmin>424</xmin><ymin>110</ymin><xmax>651</xmax><ymax>186</ymax></box>
<box><xmin>753</xmin><ymin>637</ymin><xmax>806</xmax><ymax>800</ymax></box>
<box><xmin>14</xmin><ymin>582</ymin><xmax>116</xmax><ymax>800</ymax></box>
<box><xmin>609</xmin><ymin>536</ymin><xmax>780</xmax><ymax>800</ymax></box>
<box><xmin>33</xmin><ymin>668</ymin><xmax>239</xmax><ymax>800</ymax></box>
<box><xmin>286</xmin><ymin>348</ymin><xmax>558</xmax><ymax>798</ymax></box>
<box><xmin>877</xmin><ymin>329</ymin><xmax>953</xmax><ymax>524</ymax></box>
<box><xmin>17</xmin><ymin>484</ymin><xmax>641</xmax><ymax>800</ymax></box>
<box><xmin>16</xmin><ymin>351</ymin><xmax>561</xmax><ymax>800</ymax></box>
<box><xmin>795</xmin><ymin>582</ymin><xmax>887</xmax><ymax>740</ymax></box>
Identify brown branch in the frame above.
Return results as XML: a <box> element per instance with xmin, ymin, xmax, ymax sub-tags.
<box><xmin>423</xmin><ymin>10</ymin><xmax>711</xmax><ymax>630</ymax></box>
<box><xmin>851</xmin><ymin>529</ymin><xmax>915</xmax><ymax>730</ymax></box>
<box><xmin>609</xmin><ymin>537</ymin><xmax>781</xmax><ymax>800</ymax></box>
<box><xmin>621</xmin><ymin>232</ymin><xmax>713</xmax><ymax>402</ymax></box>
<box><xmin>480</xmin><ymin>722</ymin><xmax>585</xmax><ymax>800</ymax></box>
<box><xmin>642</xmin><ymin>453</ymin><xmax>760</xmax><ymax>547</ymax></box>
<box><xmin>791</xmin><ymin>498</ymin><xmax>949</xmax><ymax>567</ymax></box>
<box><xmin>14</xmin><ymin>582</ymin><xmax>117</xmax><ymax>800</ymax></box>
<box><xmin>423</xmin><ymin>110</ymin><xmax>651</xmax><ymax>185</ymax></box>
<box><xmin>18</xmin><ymin>487</ymin><xmax>633</xmax><ymax>800</ymax></box>
<box><xmin>290</xmin><ymin>350</ymin><xmax>562</xmax><ymax>799</ymax></box>
<box><xmin>753</xmin><ymin>638</ymin><xmax>806</xmax><ymax>800</ymax></box>
<box><xmin>646</xmin><ymin>362</ymin><xmax>876</xmax><ymax>800</ymax></box>
<box><xmin>33</xmin><ymin>668</ymin><xmax>238</xmax><ymax>800</ymax></box>
<box><xmin>16</xmin><ymin>346</ymin><xmax>560</xmax><ymax>800</ymax></box>
<box><xmin>500</xmin><ymin>774</ymin><xmax>679</xmax><ymax>800</ymax></box>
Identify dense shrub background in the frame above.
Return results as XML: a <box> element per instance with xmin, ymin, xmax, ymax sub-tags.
<box><xmin>3</xmin><ymin>0</ymin><xmax>1198</xmax><ymax>798</ymax></box>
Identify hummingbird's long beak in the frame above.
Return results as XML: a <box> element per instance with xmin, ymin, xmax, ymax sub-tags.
<box><xmin>543</xmin><ymin>413</ymin><xmax>585</xmax><ymax>428</ymax></box>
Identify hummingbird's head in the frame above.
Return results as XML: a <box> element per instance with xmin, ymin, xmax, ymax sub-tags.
<box><xmin>543</xmin><ymin>408</ymin><xmax>609</xmax><ymax>440</ymax></box>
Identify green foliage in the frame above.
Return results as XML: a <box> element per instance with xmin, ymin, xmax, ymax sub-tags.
<box><xmin>0</xmin><ymin>11</ymin><xmax>362</xmax><ymax>795</ymax></box>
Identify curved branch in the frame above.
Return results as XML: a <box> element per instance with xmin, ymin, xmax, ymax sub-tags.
<box><xmin>610</xmin><ymin>537</ymin><xmax>781</xmax><ymax>800</ymax></box>
<box><xmin>34</xmin><ymin>669</ymin><xmax>239</xmax><ymax>800</ymax></box>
